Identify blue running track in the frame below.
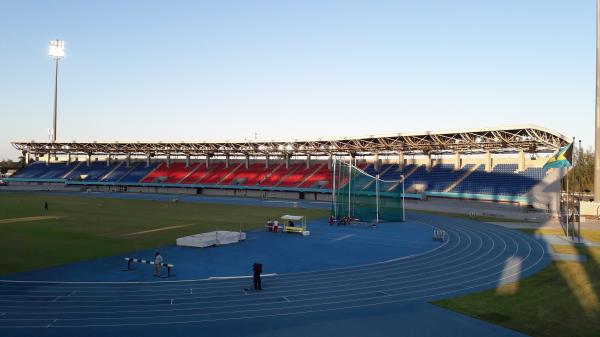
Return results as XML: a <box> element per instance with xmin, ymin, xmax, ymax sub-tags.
<box><xmin>0</xmin><ymin>197</ymin><xmax>550</xmax><ymax>337</ymax></box>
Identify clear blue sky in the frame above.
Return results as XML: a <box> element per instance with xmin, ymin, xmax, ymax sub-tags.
<box><xmin>0</xmin><ymin>0</ymin><xmax>594</xmax><ymax>160</ymax></box>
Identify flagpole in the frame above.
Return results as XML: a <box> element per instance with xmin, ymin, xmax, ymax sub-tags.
<box><xmin>566</xmin><ymin>165</ymin><xmax>570</xmax><ymax>239</ymax></box>
<box><xmin>595</xmin><ymin>0</ymin><xmax>600</xmax><ymax>203</ymax></box>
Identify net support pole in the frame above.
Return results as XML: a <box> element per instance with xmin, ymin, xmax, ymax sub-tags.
<box><xmin>402</xmin><ymin>174</ymin><xmax>406</xmax><ymax>221</ymax></box>
<box><xmin>332</xmin><ymin>158</ymin><xmax>337</xmax><ymax>218</ymax></box>
<box><xmin>348</xmin><ymin>159</ymin><xmax>352</xmax><ymax>217</ymax></box>
<box><xmin>376</xmin><ymin>174</ymin><xmax>380</xmax><ymax>223</ymax></box>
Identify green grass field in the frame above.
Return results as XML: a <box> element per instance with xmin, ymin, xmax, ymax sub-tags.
<box><xmin>0</xmin><ymin>192</ymin><xmax>327</xmax><ymax>276</ymax></box>
<box><xmin>435</xmin><ymin>229</ymin><xmax>600</xmax><ymax>337</ymax></box>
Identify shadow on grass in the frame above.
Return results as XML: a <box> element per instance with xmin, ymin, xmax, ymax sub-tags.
<box><xmin>434</xmin><ymin>230</ymin><xmax>600</xmax><ymax>337</ymax></box>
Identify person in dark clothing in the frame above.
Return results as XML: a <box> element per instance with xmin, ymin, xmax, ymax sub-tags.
<box><xmin>252</xmin><ymin>262</ymin><xmax>262</xmax><ymax>290</ymax></box>
<box><xmin>329</xmin><ymin>215</ymin><xmax>334</xmax><ymax>225</ymax></box>
<box><xmin>43</xmin><ymin>201</ymin><xmax>48</xmax><ymax>211</ymax></box>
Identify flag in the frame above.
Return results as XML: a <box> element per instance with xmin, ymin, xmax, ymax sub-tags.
<box><xmin>543</xmin><ymin>143</ymin><xmax>573</xmax><ymax>169</ymax></box>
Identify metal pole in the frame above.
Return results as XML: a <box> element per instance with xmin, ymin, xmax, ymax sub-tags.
<box><xmin>594</xmin><ymin>0</ymin><xmax>600</xmax><ymax>202</ymax></box>
<box><xmin>51</xmin><ymin>57</ymin><xmax>59</xmax><ymax>143</ymax></box>
<box><xmin>402</xmin><ymin>175</ymin><xmax>406</xmax><ymax>221</ymax></box>
<box><xmin>567</xmin><ymin>167</ymin><xmax>570</xmax><ymax>239</ymax></box>
<box><xmin>578</xmin><ymin>139</ymin><xmax>582</xmax><ymax>240</ymax></box>
<box><xmin>376</xmin><ymin>174</ymin><xmax>380</xmax><ymax>223</ymax></box>
<box><xmin>348</xmin><ymin>159</ymin><xmax>352</xmax><ymax>217</ymax></box>
<box><xmin>332</xmin><ymin>158</ymin><xmax>337</xmax><ymax>218</ymax></box>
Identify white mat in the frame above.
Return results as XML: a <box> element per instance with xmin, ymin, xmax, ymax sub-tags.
<box><xmin>176</xmin><ymin>231</ymin><xmax>246</xmax><ymax>248</ymax></box>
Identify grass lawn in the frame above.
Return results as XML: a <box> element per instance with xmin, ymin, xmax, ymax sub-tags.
<box><xmin>0</xmin><ymin>192</ymin><xmax>327</xmax><ymax>276</ymax></box>
<box><xmin>434</xmin><ymin>229</ymin><xmax>600</xmax><ymax>337</ymax></box>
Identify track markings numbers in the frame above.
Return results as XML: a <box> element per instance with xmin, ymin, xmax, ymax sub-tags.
<box><xmin>46</xmin><ymin>319</ymin><xmax>57</xmax><ymax>328</ymax></box>
<box><xmin>170</xmin><ymin>299</ymin><xmax>174</xmax><ymax>305</ymax></box>
<box><xmin>66</xmin><ymin>290</ymin><xmax>76</xmax><ymax>297</ymax></box>
<box><xmin>51</xmin><ymin>296</ymin><xmax>61</xmax><ymax>302</ymax></box>
<box><xmin>190</xmin><ymin>288</ymin><xmax>193</xmax><ymax>295</ymax></box>
<box><xmin>379</xmin><ymin>291</ymin><xmax>392</xmax><ymax>297</ymax></box>
<box><xmin>281</xmin><ymin>296</ymin><xmax>291</xmax><ymax>302</ymax></box>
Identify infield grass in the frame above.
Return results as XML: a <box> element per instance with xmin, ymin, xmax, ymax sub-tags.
<box><xmin>0</xmin><ymin>192</ymin><xmax>327</xmax><ymax>275</ymax></box>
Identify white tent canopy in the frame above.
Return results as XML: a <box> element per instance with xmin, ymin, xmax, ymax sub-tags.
<box><xmin>280</xmin><ymin>215</ymin><xmax>304</xmax><ymax>221</ymax></box>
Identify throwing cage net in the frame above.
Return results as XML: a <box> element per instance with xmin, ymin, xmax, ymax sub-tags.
<box><xmin>331</xmin><ymin>159</ymin><xmax>405</xmax><ymax>223</ymax></box>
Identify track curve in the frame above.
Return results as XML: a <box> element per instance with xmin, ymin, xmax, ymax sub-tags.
<box><xmin>0</xmin><ymin>214</ymin><xmax>550</xmax><ymax>330</ymax></box>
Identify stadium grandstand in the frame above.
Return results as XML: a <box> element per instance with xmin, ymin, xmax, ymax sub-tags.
<box><xmin>7</xmin><ymin>125</ymin><xmax>569</xmax><ymax>212</ymax></box>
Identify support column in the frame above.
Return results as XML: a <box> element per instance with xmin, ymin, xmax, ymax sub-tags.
<box><xmin>485</xmin><ymin>151</ymin><xmax>492</xmax><ymax>172</ymax></box>
<box><xmin>285</xmin><ymin>153</ymin><xmax>290</xmax><ymax>169</ymax></box>
<box><xmin>225</xmin><ymin>154</ymin><xmax>230</xmax><ymax>168</ymax></box>
<box><xmin>185</xmin><ymin>154</ymin><xmax>191</xmax><ymax>168</ymax></box>
<box><xmin>398</xmin><ymin>152</ymin><xmax>404</xmax><ymax>168</ymax></box>
<box><xmin>25</xmin><ymin>152</ymin><xmax>30</xmax><ymax>165</ymax></box>
<box><xmin>265</xmin><ymin>155</ymin><xmax>270</xmax><ymax>169</ymax></box>
<box><xmin>245</xmin><ymin>154</ymin><xmax>250</xmax><ymax>169</ymax></box>
<box><xmin>205</xmin><ymin>155</ymin><xmax>210</xmax><ymax>168</ymax></box>
<box><xmin>328</xmin><ymin>155</ymin><xmax>333</xmax><ymax>169</ymax></box>
<box><xmin>46</xmin><ymin>153</ymin><xmax>51</xmax><ymax>165</ymax></box>
<box><xmin>166</xmin><ymin>154</ymin><xmax>170</xmax><ymax>168</ymax></box>
<box><xmin>454</xmin><ymin>152</ymin><xmax>461</xmax><ymax>169</ymax></box>
<box><xmin>107</xmin><ymin>154</ymin><xmax>112</xmax><ymax>167</ymax></box>
<box><xmin>374</xmin><ymin>153</ymin><xmax>380</xmax><ymax>171</ymax></box>
<box><xmin>66</xmin><ymin>152</ymin><xmax>71</xmax><ymax>165</ymax></box>
<box><xmin>306</xmin><ymin>155</ymin><xmax>311</xmax><ymax>169</ymax></box>
<box><xmin>87</xmin><ymin>154</ymin><xmax>92</xmax><ymax>167</ymax></box>
<box><xmin>518</xmin><ymin>149</ymin><xmax>525</xmax><ymax>172</ymax></box>
<box><xmin>146</xmin><ymin>154</ymin><xmax>151</xmax><ymax>167</ymax></box>
<box><xmin>425</xmin><ymin>153</ymin><xmax>432</xmax><ymax>171</ymax></box>
<box><xmin>126</xmin><ymin>154</ymin><xmax>131</xmax><ymax>168</ymax></box>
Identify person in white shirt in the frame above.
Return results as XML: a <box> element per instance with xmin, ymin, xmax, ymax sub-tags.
<box><xmin>154</xmin><ymin>252</ymin><xmax>163</xmax><ymax>277</ymax></box>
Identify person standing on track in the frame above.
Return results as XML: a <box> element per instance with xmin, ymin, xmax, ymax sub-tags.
<box><xmin>252</xmin><ymin>262</ymin><xmax>262</xmax><ymax>290</ymax></box>
<box><xmin>154</xmin><ymin>252</ymin><xmax>163</xmax><ymax>277</ymax></box>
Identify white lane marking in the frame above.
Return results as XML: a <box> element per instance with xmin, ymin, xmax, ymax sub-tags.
<box><xmin>170</xmin><ymin>299</ymin><xmax>173</xmax><ymax>305</ymax></box>
<box><xmin>332</xmin><ymin>234</ymin><xmax>356</xmax><ymax>242</ymax></box>
<box><xmin>45</xmin><ymin>319</ymin><xmax>57</xmax><ymax>328</ymax></box>
<box><xmin>379</xmin><ymin>291</ymin><xmax>392</xmax><ymax>296</ymax></box>
<box><xmin>281</xmin><ymin>296</ymin><xmax>291</xmax><ymax>302</ymax></box>
<box><xmin>51</xmin><ymin>296</ymin><xmax>61</xmax><ymax>302</ymax></box>
<box><xmin>190</xmin><ymin>289</ymin><xmax>192</xmax><ymax>295</ymax></box>
<box><xmin>208</xmin><ymin>273</ymin><xmax>277</xmax><ymax>281</ymax></box>
<box><xmin>66</xmin><ymin>291</ymin><xmax>76</xmax><ymax>297</ymax></box>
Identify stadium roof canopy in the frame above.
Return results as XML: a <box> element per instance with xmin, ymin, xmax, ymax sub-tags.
<box><xmin>12</xmin><ymin>125</ymin><xmax>569</xmax><ymax>158</ymax></box>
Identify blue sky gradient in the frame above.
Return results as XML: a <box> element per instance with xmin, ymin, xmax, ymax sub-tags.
<box><xmin>0</xmin><ymin>0</ymin><xmax>594</xmax><ymax>159</ymax></box>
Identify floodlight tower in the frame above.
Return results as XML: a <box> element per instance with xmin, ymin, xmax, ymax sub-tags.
<box><xmin>48</xmin><ymin>39</ymin><xmax>65</xmax><ymax>143</ymax></box>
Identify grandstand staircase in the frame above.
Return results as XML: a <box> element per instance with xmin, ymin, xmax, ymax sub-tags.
<box><xmin>61</xmin><ymin>162</ymin><xmax>82</xmax><ymax>179</ymax></box>
<box><xmin>385</xmin><ymin>165</ymin><xmax>420</xmax><ymax>191</ymax></box>
<box><xmin>257</xmin><ymin>163</ymin><xmax>283</xmax><ymax>185</ymax></box>
<box><xmin>101</xmin><ymin>162</ymin><xmax>123</xmax><ymax>181</ymax></box>
<box><xmin>216</xmin><ymin>163</ymin><xmax>243</xmax><ymax>185</ymax></box>
<box><xmin>361</xmin><ymin>164</ymin><xmax>394</xmax><ymax>190</ymax></box>
<box><xmin>176</xmin><ymin>164</ymin><xmax>201</xmax><ymax>184</ymax></box>
<box><xmin>295</xmin><ymin>163</ymin><xmax>326</xmax><ymax>188</ymax></box>
<box><xmin>117</xmin><ymin>162</ymin><xmax>142</xmax><ymax>182</ymax></box>
<box><xmin>140</xmin><ymin>163</ymin><xmax>164</xmax><ymax>183</ymax></box>
<box><xmin>442</xmin><ymin>164</ymin><xmax>480</xmax><ymax>192</ymax></box>
<box><xmin>191</xmin><ymin>164</ymin><xmax>220</xmax><ymax>184</ymax></box>
<box><xmin>273</xmin><ymin>165</ymin><xmax>301</xmax><ymax>187</ymax></box>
